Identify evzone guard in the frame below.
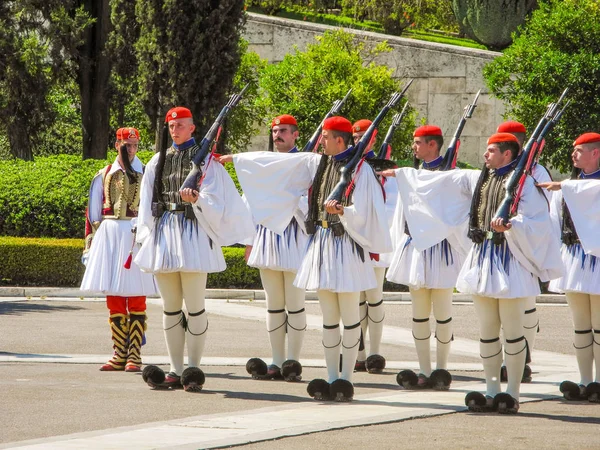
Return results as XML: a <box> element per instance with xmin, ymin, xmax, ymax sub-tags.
<box><xmin>381</xmin><ymin>131</ymin><xmax>563</xmax><ymax>413</ymax></box>
<box><xmin>229</xmin><ymin>114</ymin><xmax>308</xmax><ymax>382</ymax></box>
<box><xmin>224</xmin><ymin>114</ymin><xmax>393</xmax><ymax>401</ymax></box>
<box><xmin>540</xmin><ymin>132</ymin><xmax>600</xmax><ymax>403</ymax></box>
<box><xmin>81</xmin><ymin>127</ymin><xmax>157</xmax><ymax>373</ymax></box>
<box><xmin>495</xmin><ymin>120</ymin><xmax>554</xmax><ymax>384</ymax></box>
<box><xmin>387</xmin><ymin>125</ymin><xmax>463</xmax><ymax>391</ymax></box>
<box><xmin>135</xmin><ymin>103</ymin><xmax>254</xmax><ymax>392</ymax></box>
<box><xmin>350</xmin><ymin>118</ymin><xmax>397</xmax><ymax>374</ymax></box>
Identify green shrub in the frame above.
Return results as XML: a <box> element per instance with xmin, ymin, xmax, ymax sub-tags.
<box><xmin>484</xmin><ymin>0</ymin><xmax>600</xmax><ymax>173</ymax></box>
<box><xmin>0</xmin><ymin>237</ymin><xmax>85</xmax><ymax>286</ymax></box>
<box><xmin>0</xmin><ymin>151</ymin><xmax>160</xmax><ymax>238</ymax></box>
<box><xmin>0</xmin><ymin>237</ymin><xmax>262</xmax><ymax>288</ymax></box>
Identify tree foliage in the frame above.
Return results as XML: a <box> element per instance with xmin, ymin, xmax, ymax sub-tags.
<box><xmin>255</xmin><ymin>30</ymin><xmax>415</xmax><ymax>160</ymax></box>
<box><xmin>483</xmin><ymin>0</ymin><xmax>600</xmax><ymax>173</ymax></box>
<box><xmin>135</xmin><ymin>0</ymin><xmax>246</xmax><ymax>150</ymax></box>
<box><xmin>0</xmin><ymin>1</ymin><xmax>90</xmax><ymax>160</ymax></box>
<box><xmin>452</xmin><ymin>0</ymin><xmax>537</xmax><ymax>50</ymax></box>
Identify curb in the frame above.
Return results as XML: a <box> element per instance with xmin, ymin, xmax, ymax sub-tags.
<box><xmin>0</xmin><ymin>286</ymin><xmax>567</xmax><ymax>303</ymax></box>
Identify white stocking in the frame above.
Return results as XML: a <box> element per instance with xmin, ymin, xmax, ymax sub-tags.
<box><xmin>500</xmin><ymin>297</ymin><xmax>526</xmax><ymax>399</ymax></box>
<box><xmin>181</xmin><ymin>272</ymin><xmax>208</xmax><ymax>368</ymax></box>
<box><xmin>432</xmin><ymin>288</ymin><xmax>453</xmax><ymax>370</ymax></box>
<box><xmin>473</xmin><ymin>295</ymin><xmax>502</xmax><ymax>398</ymax></box>
<box><xmin>357</xmin><ymin>293</ymin><xmax>368</xmax><ymax>362</ymax></box>
<box><xmin>319</xmin><ymin>290</ymin><xmax>341</xmax><ymax>383</ymax></box>
<box><xmin>567</xmin><ymin>293</ymin><xmax>595</xmax><ymax>385</ymax></box>
<box><xmin>364</xmin><ymin>267</ymin><xmax>386</xmax><ymax>356</ymax></box>
<box><xmin>260</xmin><ymin>269</ymin><xmax>286</xmax><ymax>367</ymax></box>
<box><xmin>339</xmin><ymin>292</ymin><xmax>361</xmax><ymax>381</ymax></box>
<box><xmin>155</xmin><ymin>272</ymin><xmax>185</xmax><ymax>376</ymax></box>
<box><xmin>410</xmin><ymin>287</ymin><xmax>432</xmax><ymax>376</ymax></box>
<box><xmin>284</xmin><ymin>271</ymin><xmax>306</xmax><ymax>362</ymax></box>
<box><xmin>522</xmin><ymin>296</ymin><xmax>539</xmax><ymax>362</ymax></box>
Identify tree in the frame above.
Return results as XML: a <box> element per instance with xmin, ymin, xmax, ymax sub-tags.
<box><xmin>254</xmin><ymin>30</ymin><xmax>415</xmax><ymax>160</ymax></box>
<box><xmin>483</xmin><ymin>0</ymin><xmax>600</xmax><ymax>173</ymax></box>
<box><xmin>135</xmin><ymin>0</ymin><xmax>246</xmax><ymax>151</ymax></box>
<box><xmin>452</xmin><ymin>0</ymin><xmax>538</xmax><ymax>50</ymax></box>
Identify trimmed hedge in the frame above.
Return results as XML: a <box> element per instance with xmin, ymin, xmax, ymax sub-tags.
<box><xmin>0</xmin><ymin>237</ymin><xmax>86</xmax><ymax>286</ymax></box>
<box><xmin>0</xmin><ymin>237</ymin><xmax>262</xmax><ymax>288</ymax></box>
<box><xmin>0</xmin><ymin>237</ymin><xmax>408</xmax><ymax>290</ymax></box>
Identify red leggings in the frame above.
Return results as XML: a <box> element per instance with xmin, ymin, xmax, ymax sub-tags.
<box><xmin>106</xmin><ymin>296</ymin><xmax>147</xmax><ymax>315</ymax></box>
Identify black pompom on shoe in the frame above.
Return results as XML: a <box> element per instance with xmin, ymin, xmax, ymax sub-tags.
<box><xmin>429</xmin><ymin>369</ymin><xmax>452</xmax><ymax>391</ymax></box>
<box><xmin>560</xmin><ymin>380</ymin><xmax>585</xmax><ymax>401</ymax></box>
<box><xmin>281</xmin><ymin>360</ymin><xmax>302</xmax><ymax>382</ymax></box>
<box><xmin>465</xmin><ymin>391</ymin><xmax>488</xmax><ymax>412</ymax></box>
<box><xmin>181</xmin><ymin>367</ymin><xmax>205</xmax><ymax>393</ymax></box>
<box><xmin>246</xmin><ymin>358</ymin><xmax>268</xmax><ymax>380</ymax></box>
<box><xmin>307</xmin><ymin>379</ymin><xmax>331</xmax><ymax>401</ymax></box>
<box><xmin>522</xmin><ymin>364</ymin><xmax>533</xmax><ymax>383</ymax></box>
<box><xmin>585</xmin><ymin>382</ymin><xmax>600</xmax><ymax>403</ymax></box>
<box><xmin>396</xmin><ymin>369</ymin><xmax>418</xmax><ymax>389</ymax></box>
<box><xmin>330</xmin><ymin>379</ymin><xmax>354</xmax><ymax>402</ymax></box>
<box><xmin>365</xmin><ymin>355</ymin><xmax>386</xmax><ymax>374</ymax></box>
<box><xmin>494</xmin><ymin>393</ymin><xmax>519</xmax><ymax>414</ymax></box>
<box><xmin>142</xmin><ymin>365</ymin><xmax>166</xmax><ymax>389</ymax></box>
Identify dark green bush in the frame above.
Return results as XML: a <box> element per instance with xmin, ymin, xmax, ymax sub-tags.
<box><xmin>0</xmin><ymin>237</ymin><xmax>262</xmax><ymax>288</ymax></box>
<box><xmin>0</xmin><ymin>152</ymin><xmax>154</xmax><ymax>238</ymax></box>
<box><xmin>0</xmin><ymin>237</ymin><xmax>85</xmax><ymax>286</ymax></box>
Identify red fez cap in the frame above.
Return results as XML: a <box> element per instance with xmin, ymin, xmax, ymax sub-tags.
<box><xmin>573</xmin><ymin>132</ymin><xmax>600</xmax><ymax>146</ymax></box>
<box><xmin>323</xmin><ymin>116</ymin><xmax>353</xmax><ymax>134</ymax></box>
<box><xmin>487</xmin><ymin>132</ymin><xmax>519</xmax><ymax>145</ymax></box>
<box><xmin>497</xmin><ymin>121</ymin><xmax>527</xmax><ymax>134</ymax></box>
<box><xmin>272</xmin><ymin>114</ymin><xmax>297</xmax><ymax>127</ymax></box>
<box><xmin>165</xmin><ymin>107</ymin><xmax>193</xmax><ymax>123</ymax></box>
<box><xmin>414</xmin><ymin>125</ymin><xmax>443</xmax><ymax>137</ymax></box>
<box><xmin>352</xmin><ymin>119</ymin><xmax>373</xmax><ymax>133</ymax></box>
<box><xmin>116</xmin><ymin>127</ymin><xmax>140</xmax><ymax>141</ymax></box>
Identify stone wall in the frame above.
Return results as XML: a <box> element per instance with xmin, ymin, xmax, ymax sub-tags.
<box><xmin>242</xmin><ymin>13</ymin><xmax>505</xmax><ymax>168</ymax></box>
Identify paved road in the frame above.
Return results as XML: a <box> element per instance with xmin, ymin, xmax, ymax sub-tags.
<box><xmin>0</xmin><ymin>295</ymin><xmax>598</xmax><ymax>449</ymax></box>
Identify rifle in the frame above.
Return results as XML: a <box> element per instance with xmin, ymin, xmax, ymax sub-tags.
<box><xmin>326</xmin><ymin>79</ymin><xmax>413</xmax><ymax>203</ymax></box>
<box><xmin>376</xmin><ymin>102</ymin><xmax>409</xmax><ymax>160</ymax></box>
<box><xmin>302</xmin><ymin>89</ymin><xmax>353</xmax><ymax>152</ymax></box>
<box><xmin>180</xmin><ymin>84</ymin><xmax>249</xmax><ymax>191</ymax></box>
<box><xmin>440</xmin><ymin>89</ymin><xmax>480</xmax><ymax>171</ymax></box>
<box><xmin>494</xmin><ymin>88</ymin><xmax>570</xmax><ymax>223</ymax></box>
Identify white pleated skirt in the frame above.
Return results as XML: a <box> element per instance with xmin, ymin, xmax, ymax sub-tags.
<box><xmin>549</xmin><ymin>243</ymin><xmax>600</xmax><ymax>295</ymax></box>
<box><xmin>247</xmin><ymin>219</ymin><xmax>308</xmax><ymax>272</ymax></box>
<box><xmin>294</xmin><ymin>226</ymin><xmax>376</xmax><ymax>293</ymax></box>
<box><xmin>135</xmin><ymin>212</ymin><xmax>226</xmax><ymax>274</ymax></box>
<box><xmin>386</xmin><ymin>235</ymin><xmax>463</xmax><ymax>289</ymax></box>
<box><xmin>81</xmin><ymin>219</ymin><xmax>157</xmax><ymax>296</ymax></box>
<box><xmin>456</xmin><ymin>239</ymin><xmax>540</xmax><ymax>298</ymax></box>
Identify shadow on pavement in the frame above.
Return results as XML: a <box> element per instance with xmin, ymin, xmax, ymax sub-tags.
<box><xmin>0</xmin><ymin>302</ymin><xmax>84</xmax><ymax>315</ymax></box>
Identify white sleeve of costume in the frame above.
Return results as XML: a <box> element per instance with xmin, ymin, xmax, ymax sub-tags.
<box><xmin>504</xmin><ymin>175</ymin><xmax>564</xmax><ymax>281</ymax></box>
<box><xmin>339</xmin><ymin>165</ymin><xmax>392</xmax><ymax>254</ymax></box>
<box><xmin>136</xmin><ymin>153</ymin><xmax>159</xmax><ymax>245</ymax></box>
<box><xmin>232</xmin><ymin>151</ymin><xmax>321</xmax><ymax>234</ymax></box>
<box><xmin>87</xmin><ymin>174</ymin><xmax>104</xmax><ymax>224</ymax></box>
<box><xmin>193</xmin><ymin>157</ymin><xmax>255</xmax><ymax>246</ymax></box>
<box><xmin>392</xmin><ymin>168</ymin><xmax>479</xmax><ymax>254</ymax></box>
<box><xmin>561</xmin><ymin>179</ymin><xmax>600</xmax><ymax>257</ymax></box>
<box><xmin>531</xmin><ymin>163</ymin><xmax>554</xmax><ymax>203</ymax></box>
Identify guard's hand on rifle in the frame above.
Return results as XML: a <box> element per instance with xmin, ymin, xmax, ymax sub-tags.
<box><xmin>219</xmin><ymin>154</ymin><xmax>233</xmax><ymax>164</ymax></box>
<box><xmin>378</xmin><ymin>169</ymin><xmax>396</xmax><ymax>178</ymax></box>
<box><xmin>490</xmin><ymin>217</ymin><xmax>512</xmax><ymax>233</ymax></box>
<box><xmin>180</xmin><ymin>188</ymin><xmax>199</xmax><ymax>203</ymax></box>
<box><xmin>324</xmin><ymin>200</ymin><xmax>344</xmax><ymax>215</ymax></box>
<box><xmin>537</xmin><ymin>181</ymin><xmax>562</xmax><ymax>191</ymax></box>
